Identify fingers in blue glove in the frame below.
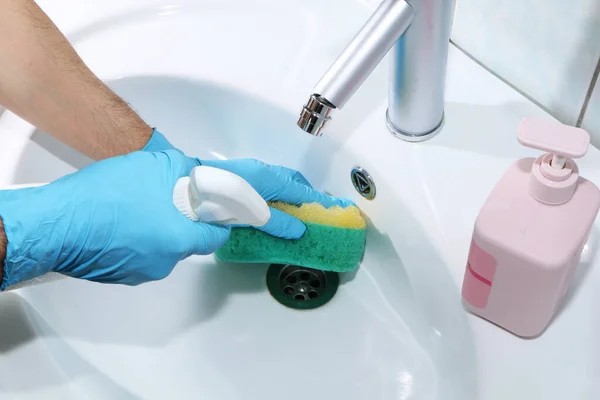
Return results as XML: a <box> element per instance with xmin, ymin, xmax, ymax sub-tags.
<box><xmin>200</xmin><ymin>158</ymin><xmax>353</xmax><ymax>208</ymax></box>
<box><xmin>256</xmin><ymin>207</ymin><xmax>306</xmax><ymax>239</ymax></box>
<box><xmin>274</xmin><ymin>166</ymin><xmax>313</xmax><ymax>188</ymax></box>
<box><xmin>187</xmin><ymin>221</ymin><xmax>231</xmax><ymax>255</ymax></box>
<box><xmin>275</xmin><ymin>179</ymin><xmax>355</xmax><ymax>209</ymax></box>
<box><xmin>231</xmin><ymin>208</ymin><xmax>306</xmax><ymax>240</ymax></box>
<box><xmin>200</xmin><ymin>159</ymin><xmax>313</xmax><ymax>187</ymax></box>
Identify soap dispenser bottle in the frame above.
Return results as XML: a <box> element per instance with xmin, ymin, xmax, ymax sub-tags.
<box><xmin>462</xmin><ymin>117</ymin><xmax>600</xmax><ymax>337</ymax></box>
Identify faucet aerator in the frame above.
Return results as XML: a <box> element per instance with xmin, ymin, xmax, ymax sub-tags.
<box><xmin>296</xmin><ymin>94</ymin><xmax>336</xmax><ymax>136</ymax></box>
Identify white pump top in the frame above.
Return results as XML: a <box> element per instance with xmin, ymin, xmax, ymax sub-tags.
<box><xmin>172</xmin><ymin>166</ymin><xmax>271</xmax><ymax>226</ymax></box>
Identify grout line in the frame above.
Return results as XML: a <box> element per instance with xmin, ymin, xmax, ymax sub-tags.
<box><xmin>450</xmin><ymin>39</ymin><xmax>564</xmax><ymax>122</ymax></box>
<box><xmin>576</xmin><ymin>55</ymin><xmax>600</xmax><ymax>127</ymax></box>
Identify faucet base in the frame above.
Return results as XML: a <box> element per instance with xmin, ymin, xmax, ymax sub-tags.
<box><xmin>385</xmin><ymin>110</ymin><xmax>445</xmax><ymax>142</ymax></box>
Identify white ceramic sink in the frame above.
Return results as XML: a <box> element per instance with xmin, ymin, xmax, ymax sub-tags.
<box><xmin>1</xmin><ymin>1</ymin><xmax>599</xmax><ymax>399</ymax></box>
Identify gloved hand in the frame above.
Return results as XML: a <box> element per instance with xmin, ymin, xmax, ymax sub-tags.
<box><xmin>143</xmin><ymin>129</ymin><xmax>354</xmax><ymax>240</ymax></box>
<box><xmin>0</xmin><ymin>130</ymin><xmax>354</xmax><ymax>289</ymax></box>
<box><xmin>200</xmin><ymin>159</ymin><xmax>354</xmax><ymax>239</ymax></box>
<box><xmin>0</xmin><ymin>149</ymin><xmax>230</xmax><ymax>289</ymax></box>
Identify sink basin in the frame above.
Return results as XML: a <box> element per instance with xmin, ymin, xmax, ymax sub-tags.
<box><xmin>0</xmin><ymin>75</ymin><xmax>475</xmax><ymax>400</ymax></box>
<box><xmin>1</xmin><ymin>0</ymin><xmax>599</xmax><ymax>399</ymax></box>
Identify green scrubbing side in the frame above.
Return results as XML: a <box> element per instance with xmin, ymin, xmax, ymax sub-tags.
<box><xmin>215</xmin><ymin>222</ymin><xmax>366</xmax><ymax>272</ymax></box>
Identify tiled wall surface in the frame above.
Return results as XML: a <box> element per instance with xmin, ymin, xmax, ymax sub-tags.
<box><xmin>452</xmin><ymin>0</ymin><xmax>600</xmax><ymax>142</ymax></box>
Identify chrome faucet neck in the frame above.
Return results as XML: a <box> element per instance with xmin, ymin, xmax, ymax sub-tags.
<box><xmin>297</xmin><ymin>0</ymin><xmax>453</xmax><ymax>142</ymax></box>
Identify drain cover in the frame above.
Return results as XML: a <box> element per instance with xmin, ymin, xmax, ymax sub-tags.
<box><xmin>351</xmin><ymin>167</ymin><xmax>376</xmax><ymax>200</ymax></box>
<box><xmin>266</xmin><ymin>264</ymin><xmax>339</xmax><ymax>310</ymax></box>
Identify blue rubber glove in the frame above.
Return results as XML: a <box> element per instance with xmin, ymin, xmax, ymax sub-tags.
<box><xmin>0</xmin><ymin>150</ymin><xmax>230</xmax><ymax>289</ymax></box>
<box><xmin>142</xmin><ymin>129</ymin><xmax>354</xmax><ymax>240</ymax></box>
<box><xmin>200</xmin><ymin>159</ymin><xmax>354</xmax><ymax>239</ymax></box>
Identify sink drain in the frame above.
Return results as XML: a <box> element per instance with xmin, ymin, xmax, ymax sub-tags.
<box><xmin>266</xmin><ymin>264</ymin><xmax>339</xmax><ymax>310</ymax></box>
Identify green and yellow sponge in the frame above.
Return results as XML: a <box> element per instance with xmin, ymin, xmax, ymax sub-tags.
<box><xmin>215</xmin><ymin>202</ymin><xmax>367</xmax><ymax>272</ymax></box>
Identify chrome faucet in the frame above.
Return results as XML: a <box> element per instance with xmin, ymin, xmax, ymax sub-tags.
<box><xmin>297</xmin><ymin>0</ymin><xmax>453</xmax><ymax>142</ymax></box>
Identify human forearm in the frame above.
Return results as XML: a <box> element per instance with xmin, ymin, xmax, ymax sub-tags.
<box><xmin>0</xmin><ymin>0</ymin><xmax>152</xmax><ymax>159</ymax></box>
<box><xmin>0</xmin><ymin>218</ymin><xmax>6</xmax><ymax>286</ymax></box>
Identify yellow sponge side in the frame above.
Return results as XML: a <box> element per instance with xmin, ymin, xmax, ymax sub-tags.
<box><xmin>268</xmin><ymin>202</ymin><xmax>366</xmax><ymax>229</ymax></box>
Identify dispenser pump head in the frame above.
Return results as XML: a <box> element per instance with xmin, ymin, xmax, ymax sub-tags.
<box><xmin>517</xmin><ymin>117</ymin><xmax>591</xmax><ymax>205</ymax></box>
<box><xmin>518</xmin><ymin>117</ymin><xmax>590</xmax><ymax>166</ymax></box>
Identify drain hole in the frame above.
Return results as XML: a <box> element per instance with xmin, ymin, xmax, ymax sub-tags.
<box><xmin>267</xmin><ymin>264</ymin><xmax>339</xmax><ymax>310</ymax></box>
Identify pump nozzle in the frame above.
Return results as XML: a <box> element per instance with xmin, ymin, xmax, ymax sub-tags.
<box><xmin>551</xmin><ymin>155</ymin><xmax>567</xmax><ymax>170</ymax></box>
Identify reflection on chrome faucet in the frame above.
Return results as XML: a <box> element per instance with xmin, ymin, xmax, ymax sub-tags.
<box><xmin>297</xmin><ymin>0</ymin><xmax>453</xmax><ymax>142</ymax></box>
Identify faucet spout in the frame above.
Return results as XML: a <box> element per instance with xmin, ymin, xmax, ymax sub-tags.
<box><xmin>297</xmin><ymin>0</ymin><xmax>453</xmax><ymax>141</ymax></box>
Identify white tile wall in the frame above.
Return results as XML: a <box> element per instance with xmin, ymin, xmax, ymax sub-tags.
<box><xmin>452</xmin><ymin>0</ymin><xmax>600</xmax><ymax>128</ymax></box>
<box><xmin>582</xmin><ymin>79</ymin><xmax>600</xmax><ymax>138</ymax></box>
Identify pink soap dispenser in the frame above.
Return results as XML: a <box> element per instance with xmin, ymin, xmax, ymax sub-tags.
<box><xmin>462</xmin><ymin>117</ymin><xmax>600</xmax><ymax>337</ymax></box>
